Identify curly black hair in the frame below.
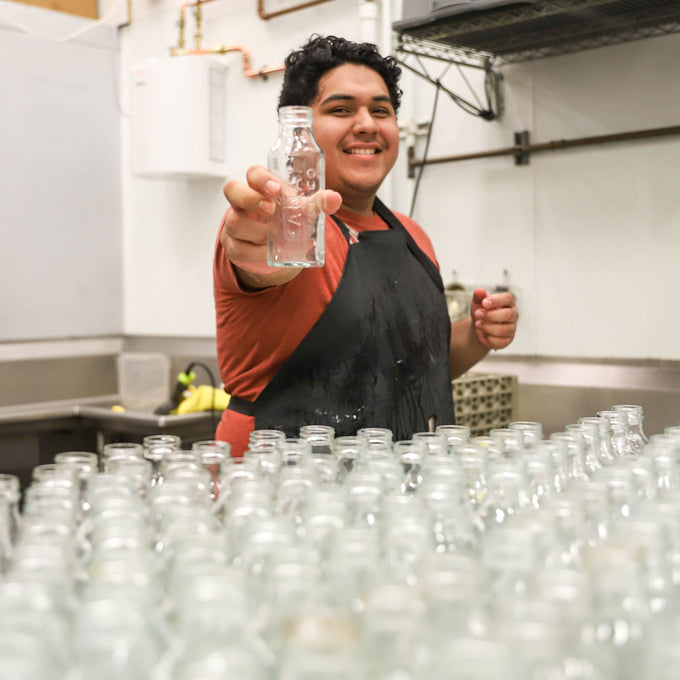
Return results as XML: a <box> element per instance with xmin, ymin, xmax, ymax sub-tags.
<box><xmin>278</xmin><ymin>35</ymin><xmax>402</xmax><ymax>113</ymax></box>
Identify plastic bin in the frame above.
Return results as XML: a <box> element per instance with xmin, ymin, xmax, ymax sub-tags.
<box><xmin>116</xmin><ymin>352</ymin><xmax>171</xmax><ymax>412</ymax></box>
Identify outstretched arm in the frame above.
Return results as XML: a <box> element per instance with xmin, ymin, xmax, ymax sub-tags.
<box><xmin>449</xmin><ymin>287</ymin><xmax>519</xmax><ymax>379</ymax></box>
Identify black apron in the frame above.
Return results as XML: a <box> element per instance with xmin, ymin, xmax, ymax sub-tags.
<box><xmin>228</xmin><ymin>197</ymin><xmax>455</xmax><ymax>440</ymax></box>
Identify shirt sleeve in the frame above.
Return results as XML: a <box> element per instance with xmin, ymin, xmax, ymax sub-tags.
<box><xmin>213</xmin><ymin>210</ymin><xmax>277</xmax><ymax>297</ymax></box>
<box><xmin>213</xmin><ymin>211</ymin><xmax>241</xmax><ymax>294</ymax></box>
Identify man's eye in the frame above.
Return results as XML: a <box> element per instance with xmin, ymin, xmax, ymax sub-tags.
<box><xmin>330</xmin><ymin>107</ymin><xmax>351</xmax><ymax>115</ymax></box>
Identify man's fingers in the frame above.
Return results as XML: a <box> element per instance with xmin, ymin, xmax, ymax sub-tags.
<box><xmin>224</xmin><ymin>180</ymin><xmax>276</xmax><ymax>217</ymax></box>
<box><xmin>480</xmin><ymin>333</ymin><xmax>514</xmax><ymax>350</ymax></box>
<box><xmin>482</xmin><ymin>291</ymin><xmax>516</xmax><ymax>309</ymax></box>
<box><xmin>310</xmin><ymin>189</ymin><xmax>343</xmax><ymax>215</ymax></box>
<box><xmin>223</xmin><ymin>208</ymin><xmax>268</xmax><ymax>244</ymax></box>
<box><xmin>322</xmin><ymin>190</ymin><xmax>343</xmax><ymax>215</ymax></box>
<box><xmin>223</xmin><ymin>166</ymin><xmax>281</xmax><ymax>216</ymax></box>
<box><xmin>477</xmin><ymin>320</ymin><xmax>516</xmax><ymax>339</ymax></box>
<box><xmin>224</xmin><ymin>234</ymin><xmax>268</xmax><ymax>266</ymax></box>
<box><xmin>480</xmin><ymin>305</ymin><xmax>518</xmax><ymax>324</ymax></box>
<box><xmin>245</xmin><ymin>165</ymin><xmax>281</xmax><ymax>196</ymax></box>
<box><xmin>471</xmin><ymin>287</ymin><xmax>488</xmax><ymax>306</ymax></box>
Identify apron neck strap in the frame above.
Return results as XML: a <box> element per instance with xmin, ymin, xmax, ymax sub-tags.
<box><xmin>329</xmin><ymin>198</ymin><xmax>444</xmax><ymax>294</ymax></box>
<box><xmin>330</xmin><ymin>213</ymin><xmax>351</xmax><ymax>243</ymax></box>
<box><xmin>373</xmin><ymin>198</ymin><xmax>444</xmax><ymax>294</ymax></box>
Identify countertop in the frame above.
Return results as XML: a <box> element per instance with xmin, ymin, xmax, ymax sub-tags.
<box><xmin>0</xmin><ymin>394</ymin><xmax>221</xmax><ymax>437</ymax></box>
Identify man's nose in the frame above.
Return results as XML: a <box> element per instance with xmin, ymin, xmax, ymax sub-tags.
<box><xmin>352</xmin><ymin>108</ymin><xmax>378</xmax><ymax>134</ymax></box>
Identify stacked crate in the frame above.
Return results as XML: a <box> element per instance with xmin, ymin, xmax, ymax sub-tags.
<box><xmin>452</xmin><ymin>372</ymin><xmax>518</xmax><ymax>437</ymax></box>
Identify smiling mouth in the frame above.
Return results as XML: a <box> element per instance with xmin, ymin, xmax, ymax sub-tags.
<box><xmin>344</xmin><ymin>148</ymin><xmax>379</xmax><ymax>155</ymax></box>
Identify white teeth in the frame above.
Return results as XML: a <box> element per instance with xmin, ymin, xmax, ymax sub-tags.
<box><xmin>346</xmin><ymin>148</ymin><xmax>376</xmax><ymax>155</ymax></box>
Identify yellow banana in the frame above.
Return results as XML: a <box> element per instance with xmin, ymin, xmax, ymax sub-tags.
<box><xmin>173</xmin><ymin>385</ymin><xmax>231</xmax><ymax>415</ymax></box>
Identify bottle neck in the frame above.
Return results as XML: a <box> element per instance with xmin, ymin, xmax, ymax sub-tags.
<box><xmin>278</xmin><ymin>105</ymin><xmax>314</xmax><ymax>128</ymax></box>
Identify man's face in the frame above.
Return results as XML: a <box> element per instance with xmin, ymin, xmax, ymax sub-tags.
<box><xmin>310</xmin><ymin>63</ymin><xmax>399</xmax><ymax>215</ymax></box>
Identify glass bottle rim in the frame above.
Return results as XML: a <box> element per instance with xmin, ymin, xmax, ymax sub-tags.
<box><xmin>277</xmin><ymin>105</ymin><xmax>313</xmax><ymax>122</ymax></box>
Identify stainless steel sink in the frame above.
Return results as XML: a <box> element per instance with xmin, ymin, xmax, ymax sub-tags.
<box><xmin>0</xmin><ymin>394</ymin><xmax>221</xmax><ymax>442</ymax></box>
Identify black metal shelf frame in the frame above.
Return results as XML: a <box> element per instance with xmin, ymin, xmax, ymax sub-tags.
<box><xmin>393</xmin><ymin>0</ymin><xmax>680</xmax><ymax>121</ymax></box>
<box><xmin>394</xmin><ymin>35</ymin><xmax>505</xmax><ymax>121</ymax></box>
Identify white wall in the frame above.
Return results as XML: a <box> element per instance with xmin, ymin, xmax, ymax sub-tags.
<box><xmin>0</xmin><ymin>0</ymin><xmax>122</xmax><ymax>341</ymax></box>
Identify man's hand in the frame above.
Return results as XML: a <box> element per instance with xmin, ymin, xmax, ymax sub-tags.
<box><xmin>221</xmin><ymin>166</ymin><xmax>342</xmax><ymax>288</ymax></box>
<box><xmin>470</xmin><ymin>287</ymin><xmax>519</xmax><ymax>350</ymax></box>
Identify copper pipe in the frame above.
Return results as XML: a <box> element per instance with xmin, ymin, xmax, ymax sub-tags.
<box><xmin>178</xmin><ymin>5</ymin><xmax>186</xmax><ymax>49</ymax></box>
<box><xmin>177</xmin><ymin>0</ymin><xmax>220</xmax><ymax>49</ymax></box>
<box><xmin>170</xmin><ymin>45</ymin><xmax>285</xmax><ymax>79</ymax></box>
<box><xmin>409</xmin><ymin>124</ymin><xmax>680</xmax><ymax>173</ymax></box>
<box><xmin>194</xmin><ymin>0</ymin><xmax>203</xmax><ymax>51</ymax></box>
<box><xmin>179</xmin><ymin>0</ymin><xmax>218</xmax><ymax>11</ymax></box>
<box><xmin>257</xmin><ymin>0</ymin><xmax>337</xmax><ymax>20</ymax></box>
<box><xmin>172</xmin><ymin>1</ymin><xmax>285</xmax><ymax>78</ymax></box>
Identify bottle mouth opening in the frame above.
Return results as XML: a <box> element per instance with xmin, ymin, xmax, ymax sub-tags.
<box><xmin>278</xmin><ymin>105</ymin><xmax>314</xmax><ymax>121</ymax></box>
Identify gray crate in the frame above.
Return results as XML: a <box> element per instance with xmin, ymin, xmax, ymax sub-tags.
<box><xmin>452</xmin><ymin>372</ymin><xmax>518</xmax><ymax>437</ymax></box>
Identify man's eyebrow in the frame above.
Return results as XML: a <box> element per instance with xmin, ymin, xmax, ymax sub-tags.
<box><xmin>319</xmin><ymin>94</ymin><xmax>392</xmax><ymax>106</ymax></box>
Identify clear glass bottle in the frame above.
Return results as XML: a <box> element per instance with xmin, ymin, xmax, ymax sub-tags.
<box><xmin>489</xmin><ymin>427</ymin><xmax>524</xmax><ymax>458</ymax></box>
<box><xmin>300</xmin><ymin>425</ymin><xmax>337</xmax><ymax>485</ymax></box>
<box><xmin>508</xmin><ymin>421</ymin><xmax>544</xmax><ymax>451</ymax></box>
<box><xmin>102</xmin><ymin>442</ymin><xmax>145</xmax><ymax>464</ymax></box>
<box><xmin>104</xmin><ymin>457</ymin><xmax>154</xmax><ymax>498</ymax></box>
<box><xmin>0</xmin><ymin>473</ymin><xmax>21</xmax><ymax>551</ymax></box>
<box><xmin>519</xmin><ymin>444</ymin><xmax>556</xmax><ymax>509</ymax></box>
<box><xmin>597</xmin><ymin>410</ymin><xmax>634</xmax><ymax>458</ymax></box>
<box><xmin>550</xmin><ymin>431</ymin><xmax>589</xmax><ymax>482</ymax></box>
<box><xmin>566</xmin><ymin>422</ymin><xmax>603</xmax><ymax>475</ymax></box>
<box><xmin>613</xmin><ymin>404</ymin><xmax>649</xmax><ymax>454</ymax></box>
<box><xmin>267</xmin><ymin>105</ymin><xmax>325</xmax><ymax>268</ymax></box>
<box><xmin>452</xmin><ymin>442</ymin><xmax>488</xmax><ymax>511</ymax></box>
<box><xmin>70</xmin><ymin>599</ymin><xmax>163</xmax><ymax>680</ymax></box>
<box><xmin>435</xmin><ymin>423</ymin><xmax>471</xmax><ymax>449</ymax></box>
<box><xmin>142</xmin><ymin>435</ymin><xmax>181</xmax><ymax>489</ymax></box>
<box><xmin>644</xmin><ymin>436</ymin><xmax>680</xmax><ymax>492</ymax></box>
<box><xmin>579</xmin><ymin>415</ymin><xmax>617</xmax><ymax>465</ymax></box>
<box><xmin>582</xmin><ymin>540</ymin><xmax>651</xmax><ymax>680</ymax></box>
<box><xmin>412</xmin><ymin>431</ymin><xmax>449</xmax><ymax>456</ymax></box>
<box><xmin>478</xmin><ymin>457</ymin><xmax>532</xmax><ymax>529</ymax></box>
<box><xmin>332</xmin><ymin>436</ymin><xmax>365</xmax><ymax>482</ymax></box>
<box><xmin>360</xmin><ymin>581</ymin><xmax>424</xmax><ymax>680</ymax></box>
<box><xmin>393</xmin><ymin>439</ymin><xmax>427</xmax><ymax>495</ymax></box>
<box><xmin>192</xmin><ymin>440</ymin><xmax>230</xmax><ymax>503</ymax></box>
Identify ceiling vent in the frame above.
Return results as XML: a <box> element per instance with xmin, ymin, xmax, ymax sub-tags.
<box><xmin>393</xmin><ymin>0</ymin><xmax>680</xmax><ymax>62</ymax></box>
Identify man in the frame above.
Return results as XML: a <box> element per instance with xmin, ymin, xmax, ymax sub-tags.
<box><xmin>214</xmin><ymin>35</ymin><xmax>518</xmax><ymax>457</ymax></box>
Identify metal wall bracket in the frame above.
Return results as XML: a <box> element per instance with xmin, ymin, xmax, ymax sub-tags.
<box><xmin>395</xmin><ymin>36</ymin><xmax>504</xmax><ymax>121</ymax></box>
<box><xmin>514</xmin><ymin>130</ymin><xmax>531</xmax><ymax>165</ymax></box>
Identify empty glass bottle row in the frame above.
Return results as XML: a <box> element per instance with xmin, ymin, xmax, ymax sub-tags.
<box><xmin>1</xmin><ymin>405</ymin><xmax>680</xmax><ymax>679</ymax></box>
